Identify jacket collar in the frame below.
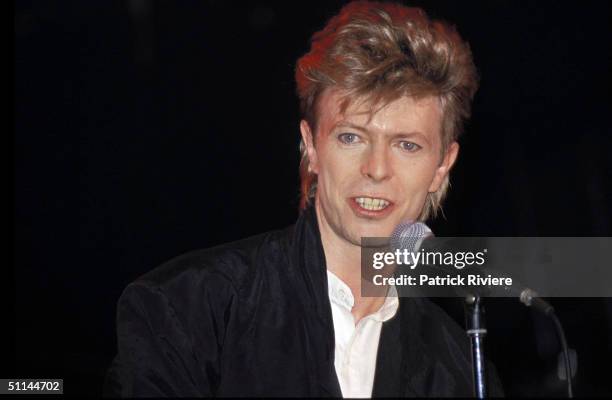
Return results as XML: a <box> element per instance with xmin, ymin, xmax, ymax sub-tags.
<box><xmin>289</xmin><ymin>204</ymin><xmax>342</xmax><ymax>397</ymax></box>
<box><xmin>291</xmin><ymin>204</ymin><xmax>432</xmax><ymax>397</ymax></box>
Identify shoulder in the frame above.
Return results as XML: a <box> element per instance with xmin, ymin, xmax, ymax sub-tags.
<box><xmin>109</xmin><ymin>229</ymin><xmax>293</xmax><ymax>397</ymax></box>
<box><xmin>399</xmin><ymin>297</ymin><xmax>504</xmax><ymax>396</ymax></box>
<box><xmin>410</xmin><ymin>297</ymin><xmax>467</xmax><ymax>342</ymax></box>
<box><xmin>135</xmin><ymin>226</ymin><xmax>291</xmax><ymax>290</ymax></box>
<box><xmin>402</xmin><ymin>298</ymin><xmax>472</xmax><ymax>370</ymax></box>
<box><xmin>118</xmin><ymin>225</ymin><xmax>294</xmax><ymax>317</ymax></box>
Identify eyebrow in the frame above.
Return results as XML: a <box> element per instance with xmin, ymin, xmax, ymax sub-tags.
<box><xmin>333</xmin><ymin>121</ymin><xmax>367</xmax><ymax>132</ymax></box>
<box><xmin>333</xmin><ymin>121</ymin><xmax>431</xmax><ymax>145</ymax></box>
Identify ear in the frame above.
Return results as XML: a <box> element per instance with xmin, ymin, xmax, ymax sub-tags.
<box><xmin>300</xmin><ymin>119</ymin><xmax>320</xmax><ymax>174</ymax></box>
<box><xmin>428</xmin><ymin>141</ymin><xmax>459</xmax><ymax>192</ymax></box>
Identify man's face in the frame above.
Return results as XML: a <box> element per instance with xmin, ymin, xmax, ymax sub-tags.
<box><xmin>300</xmin><ymin>89</ymin><xmax>459</xmax><ymax>247</ymax></box>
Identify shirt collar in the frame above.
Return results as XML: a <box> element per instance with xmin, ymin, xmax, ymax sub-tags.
<box><xmin>326</xmin><ymin>269</ymin><xmax>399</xmax><ymax>322</ymax></box>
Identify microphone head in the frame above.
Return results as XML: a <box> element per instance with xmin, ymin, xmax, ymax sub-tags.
<box><xmin>390</xmin><ymin>220</ymin><xmax>433</xmax><ymax>253</ymax></box>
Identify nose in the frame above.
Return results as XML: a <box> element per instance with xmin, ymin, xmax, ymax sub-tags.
<box><xmin>361</xmin><ymin>142</ymin><xmax>392</xmax><ymax>182</ymax></box>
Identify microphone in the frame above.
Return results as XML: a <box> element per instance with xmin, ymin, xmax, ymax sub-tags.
<box><xmin>390</xmin><ymin>220</ymin><xmax>554</xmax><ymax>315</ymax></box>
<box><xmin>391</xmin><ymin>221</ymin><xmax>575</xmax><ymax>397</ymax></box>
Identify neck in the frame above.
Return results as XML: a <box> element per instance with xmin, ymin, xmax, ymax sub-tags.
<box><xmin>314</xmin><ymin>201</ymin><xmax>387</xmax><ymax>324</ymax></box>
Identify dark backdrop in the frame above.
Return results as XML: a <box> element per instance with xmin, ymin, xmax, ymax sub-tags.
<box><xmin>14</xmin><ymin>0</ymin><xmax>612</xmax><ymax>396</ymax></box>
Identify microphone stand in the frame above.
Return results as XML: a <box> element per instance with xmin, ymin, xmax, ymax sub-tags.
<box><xmin>465</xmin><ymin>294</ymin><xmax>488</xmax><ymax>398</ymax></box>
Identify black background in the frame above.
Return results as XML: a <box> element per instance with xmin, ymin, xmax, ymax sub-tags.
<box><xmin>14</xmin><ymin>0</ymin><xmax>612</xmax><ymax>396</ymax></box>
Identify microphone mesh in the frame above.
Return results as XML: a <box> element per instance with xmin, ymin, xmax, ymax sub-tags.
<box><xmin>390</xmin><ymin>220</ymin><xmax>433</xmax><ymax>252</ymax></box>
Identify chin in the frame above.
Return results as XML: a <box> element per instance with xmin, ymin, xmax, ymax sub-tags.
<box><xmin>350</xmin><ymin>223</ymin><xmax>394</xmax><ymax>241</ymax></box>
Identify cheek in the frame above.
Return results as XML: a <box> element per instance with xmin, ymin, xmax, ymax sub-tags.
<box><xmin>395</xmin><ymin>159</ymin><xmax>439</xmax><ymax>195</ymax></box>
<box><xmin>317</xmin><ymin>146</ymin><xmax>357</xmax><ymax>186</ymax></box>
<box><xmin>319</xmin><ymin>160</ymin><xmax>353</xmax><ymax>199</ymax></box>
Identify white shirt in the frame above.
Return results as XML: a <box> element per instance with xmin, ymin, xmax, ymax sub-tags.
<box><xmin>326</xmin><ymin>270</ymin><xmax>399</xmax><ymax>398</ymax></box>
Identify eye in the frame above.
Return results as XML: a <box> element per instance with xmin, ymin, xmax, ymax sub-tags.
<box><xmin>337</xmin><ymin>132</ymin><xmax>360</xmax><ymax>144</ymax></box>
<box><xmin>398</xmin><ymin>141</ymin><xmax>422</xmax><ymax>152</ymax></box>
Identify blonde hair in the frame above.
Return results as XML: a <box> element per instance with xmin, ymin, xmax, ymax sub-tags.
<box><xmin>295</xmin><ymin>0</ymin><xmax>479</xmax><ymax>220</ymax></box>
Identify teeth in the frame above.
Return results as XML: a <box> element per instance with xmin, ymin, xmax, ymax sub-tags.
<box><xmin>355</xmin><ymin>197</ymin><xmax>390</xmax><ymax>211</ymax></box>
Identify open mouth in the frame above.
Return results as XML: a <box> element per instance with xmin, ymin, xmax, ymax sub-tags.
<box><xmin>354</xmin><ymin>196</ymin><xmax>391</xmax><ymax>211</ymax></box>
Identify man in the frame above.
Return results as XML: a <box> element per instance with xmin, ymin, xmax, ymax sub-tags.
<box><xmin>105</xmin><ymin>1</ymin><xmax>502</xmax><ymax>397</ymax></box>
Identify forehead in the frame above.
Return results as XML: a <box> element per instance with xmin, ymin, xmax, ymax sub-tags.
<box><xmin>315</xmin><ymin>88</ymin><xmax>443</xmax><ymax>139</ymax></box>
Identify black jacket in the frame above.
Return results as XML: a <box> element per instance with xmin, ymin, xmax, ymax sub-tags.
<box><xmin>104</xmin><ymin>205</ymin><xmax>503</xmax><ymax>397</ymax></box>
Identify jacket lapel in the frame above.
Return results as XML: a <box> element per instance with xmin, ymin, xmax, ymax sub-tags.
<box><xmin>289</xmin><ymin>205</ymin><xmax>342</xmax><ymax>397</ymax></box>
<box><xmin>372</xmin><ymin>298</ymin><xmax>429</xmax><ymax>397</ymax></box>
